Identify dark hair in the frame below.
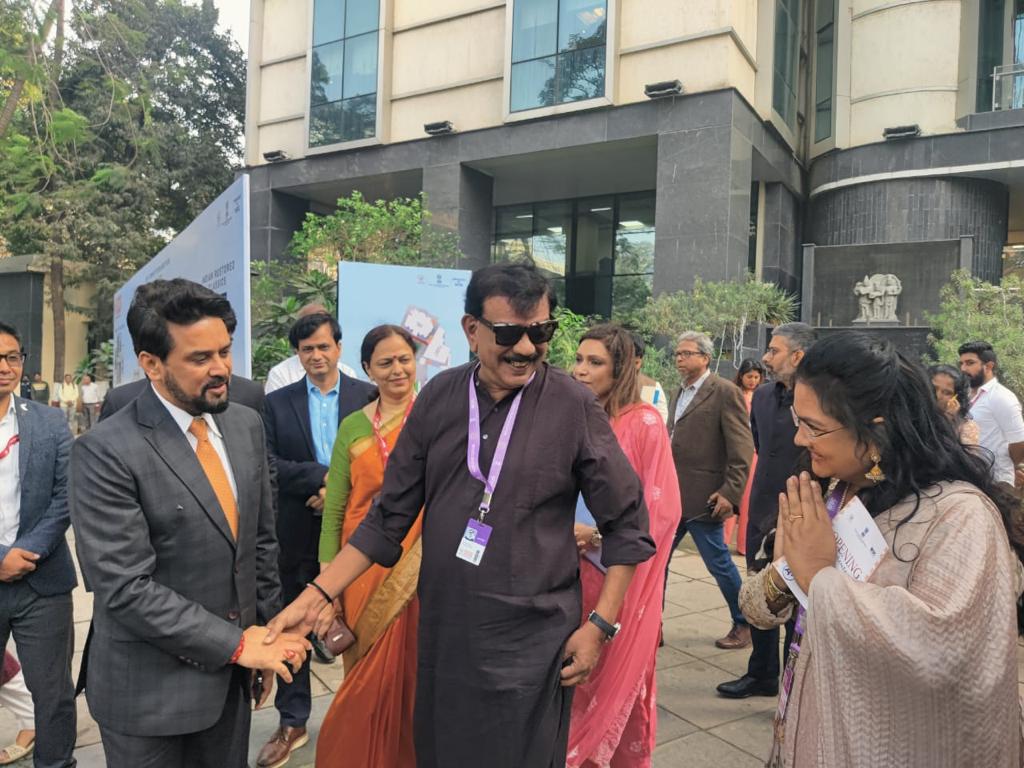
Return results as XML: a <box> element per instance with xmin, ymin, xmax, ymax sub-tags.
<box><xmin>464</xmin><ymin>261</ymin><xmax>559</xmax><ymax>319</ymax></box>
<box><xmin>734</xmin><ymin>358</ymin><xmax>766</xmax><ymax>387</ymax></box>
<box><xmin>579</xmin><ymin>323</ymin><xmax>640</xmax><ymax>418</ymax></box>
<box><xmin>0</xmin><ymin>322</ymin><xmax>21</xmax><ymax>348</ymax></box>
<box><xmin>958</xmin><ymin>340</ymin><xmax>997</xmax><ymax>367</ymax></box>
<box><xmin>928</xmin><ymin>364</ymin><xmax>971</xmax><ymax>420</ymax></box>
<box><xmin>288</xmin><ymin>312</ymin><xmax>341</xmax><ymax>350</ymax></box>
<box><xmin>360</xmin><ymin>325</ymin><xmax>417</xmax><ymax>371</ymax></box>
<box><xmin>795</xmin><ymin>332</ymin><xmax>1024</xmax><ymax>572</ymax></box>
<box><xmin>127</xmin><ymin>279</ymin><xmax>237</xmax><ymax>359</ymax></box>
<box><xmin>631</xmin><ymin>332</ymin><xmax>646</xmax><ymax>359</ymax></box>
<box><xmin>771</xmin><ymin>322</ymin><xmax>817</xmax><ymax>352</ymax></box>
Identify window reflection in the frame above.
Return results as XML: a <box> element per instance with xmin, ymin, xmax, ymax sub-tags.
<box><xmin>309</xmin><ymin>0</ymin><xmax>379</xmax><ymax>147</ymax></box>
<box><xmin>510</xmin><ymin>0</ymin><xmax>607</xmax><ymax>112</ymax></box>
<box><xmin>492</xmin><ymin>192</ymin><xmax>656</xmax><ymax>320</ymax></box>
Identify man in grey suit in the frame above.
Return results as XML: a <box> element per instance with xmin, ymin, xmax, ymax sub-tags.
<box><xmin>667</xmin><ymin>330</ymin><xmax>754</xmax><ymax>650</ymax></box>
<box><xmin>0</xmin><ymin>322</ymin><xmax>77</xmax><ymax>768</ymax></box>
<box><xmin>70</xmin><ymin>279</ymin><xmax>310</xmax><ymax>768</ymax></box>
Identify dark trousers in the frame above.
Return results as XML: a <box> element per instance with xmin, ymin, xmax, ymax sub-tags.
<box><xmin>745</xmin><ymin>526</ymin><xmax>793</xmax><ymax>682</ymax></box>
<box><xmin>274</xmin><ymin>534</ymin><xmax>320</xmax><ymax>729</ymax></box>
<box><xmin>99</xmin><ymin>668</ymin><xmax>251</xmax><ymax>768</ymax></box>
<box><xmin>0</xmin><ymin>582</ymin><xmax>76</xmax><ymax>768</ymax></box>
<box><xmin>669</xmin><ymin>517</ymin><xmax>746</xmax><ymax>626</ymax></box>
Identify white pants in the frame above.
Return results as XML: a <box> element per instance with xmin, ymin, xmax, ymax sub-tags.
<box><xmin>0</xmin><ymin>667</ymin><xmax>34</xmax><ymax>731</ymax></box>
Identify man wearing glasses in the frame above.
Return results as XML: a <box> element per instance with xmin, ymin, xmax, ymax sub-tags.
<box><xmin>267</xmin><ymin>262</ymin><xmax>655</xmax><ymax>768</ymax></box>
<box><xmin>717</xmin><ymin>322</ymin><xmax>815</xmax><ymax>700</ymax></box>
<box><xmin>0</xmin><ymin>322</ymin><xmax>78</xmax><ymax>767</ymax></box>
<box><xmin>667</xmin><ymin>331</ymin><xmax>754</xmax><ymax>650</ymax></box>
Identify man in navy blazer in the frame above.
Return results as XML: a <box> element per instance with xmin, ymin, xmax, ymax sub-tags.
<box><xmin>257</xmin><ymin>312</ymin><xmax>374</xmax><ymax>768</ymax></box>
<box><xmin>0</xmin><ymin>322</ymin><xmax>77</xmax><ymax>767</ymax></box>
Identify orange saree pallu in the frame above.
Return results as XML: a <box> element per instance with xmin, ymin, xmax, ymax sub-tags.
<box><xmin>316</xmin><ymin>410</ymin><xmax>422</xmax><ymax>768</ymax></box>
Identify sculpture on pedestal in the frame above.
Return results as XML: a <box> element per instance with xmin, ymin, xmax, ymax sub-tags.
<box><xmin>853</xmin><ymin>274</ymin><xmax>902</xmax><ymax>324</ymax></box>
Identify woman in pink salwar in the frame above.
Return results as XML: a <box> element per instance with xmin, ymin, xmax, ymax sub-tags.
<box><xmin>568</xmin><ymin>324</ymin><xmax>682</xmax><ymax>767</ymax></box>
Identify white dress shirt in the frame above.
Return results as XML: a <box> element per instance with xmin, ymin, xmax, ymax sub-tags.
<box><xmin>264</xmin><ymin>354</ymin><xmax>358</xmax><ymax>394</ymax></box>
<box><xmin>80</xmin><ymin>382</ymin><xmax>100</xmax><ymax>405</ymax></box>
<box><xmin>969</xmin><ymin>377</ymin><xmax>1024</xmax><ymax>485</ymax></box>
<box><xmin>0</xmin><ymin>398</ymin><xmax>22</xmax><ymax>547</ymax></box>
<box><xmin>151</xmin><ymin>385</ymin><xmax>238</xmax><ymax>501</ymax></box>
<box><xmin>674</xmin><ymin>369</ymin><xmax>712</xmax><ymax>423</ymax></box>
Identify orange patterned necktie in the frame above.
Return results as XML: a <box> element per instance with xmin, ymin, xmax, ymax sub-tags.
<box><xmin>188</xmin><ymin>417</ymin><xmax>238</xmax><ymax>539</ymax></box>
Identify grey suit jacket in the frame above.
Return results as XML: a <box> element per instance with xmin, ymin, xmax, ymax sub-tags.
<box><xmin>70</xmin><ymin>385</ymin><xmax>281</xmax><ymax>737</ymax></box>
<box><xmin>7</xmin><ymin>397</ymin><xmax>76</xmax><ymax>596</ymax></box>
<box><xmin>667</xmin><ymin>374</ymin><xmax>754</xmax><ymax>522</ymax></box>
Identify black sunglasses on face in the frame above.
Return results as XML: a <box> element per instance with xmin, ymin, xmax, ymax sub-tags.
<box><xmin>477</xmin><ymin>317</ymin><xmax>559</xmax><ymax>347</ymax></box>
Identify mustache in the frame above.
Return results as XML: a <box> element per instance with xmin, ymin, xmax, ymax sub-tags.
<box><xmin>503</xmin><ymin>353</ymin><xmax>541</xmax><ymax>364</ymax></box>
<box><xmin>202</xmin><ymin>377</ymin><xmax>228</xmax><ymax>394</ymax></box>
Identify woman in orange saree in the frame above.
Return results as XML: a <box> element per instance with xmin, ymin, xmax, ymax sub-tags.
<box><xmin>568</xmin><ymin>325</ymin><xmax>682</xmax><ymax>767</ymax></box>
<box><xmin>315</xmin><ymin>325</ymin><xmax>421</xmax><ymax>768</ymax></box>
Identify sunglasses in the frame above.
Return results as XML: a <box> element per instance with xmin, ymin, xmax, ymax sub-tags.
<box><xmin>477</xmin><ymin>317</ymin><xmax>559</xmax><ymax>347</ymax></box>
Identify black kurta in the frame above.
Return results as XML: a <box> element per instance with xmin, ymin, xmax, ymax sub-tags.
<box><xmin>349</xmin><ymin>362</ymin><xmax>655</xmax><ymax>768</ymax></box>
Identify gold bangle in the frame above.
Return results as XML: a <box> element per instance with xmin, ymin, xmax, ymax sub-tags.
<box><xmin>763</xmin><ymin>568</ymin><xmax>782</xmax><ymax>602</ymax></box>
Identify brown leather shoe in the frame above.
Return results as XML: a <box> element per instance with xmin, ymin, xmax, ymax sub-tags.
<box><xmin>715</xmin><ymin>623</ymin><xmax>751</xmax><ymax>649</ymax></box>
<box><xmin>256</xmin><ymin>726</ymin><xmax>309</xmax><ymax>768</ymax></box>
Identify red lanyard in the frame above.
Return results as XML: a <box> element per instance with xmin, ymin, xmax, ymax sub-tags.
<box><xmin>372</xmin><ymin>397</ymin><xmax>414</xmax><ymax>467</ymax></box>
<box><xmin>0</xmin><ymin>435</ymin><xmax>18</xmax><ymax>460</ymax></box>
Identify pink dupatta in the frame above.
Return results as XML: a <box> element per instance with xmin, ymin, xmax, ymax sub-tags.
<box><xmin>566</xmin><ymin>403</ymin><xmax>682</xmax><ymax>767</ymax></box>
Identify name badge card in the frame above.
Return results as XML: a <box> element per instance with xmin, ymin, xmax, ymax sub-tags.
<box><xmin>456</xmin><ymin>519</ymin><xmax>493</xmax><ymax>566</ymax></box>
<box><xmin>775</xmin><ymin>497</ymin><xmax>887</xmax><ymax>609</ymax></box>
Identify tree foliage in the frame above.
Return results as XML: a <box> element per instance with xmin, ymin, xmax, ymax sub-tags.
<box><xmin>288</xmin><ymin>191</ymin><xmax>463</xmax><ymax>269</ymax></box>
<box><xmin>0</xmin><ymin>0</ymin><xmax>245</xmax><ymax>367</ymax></box>
<box><xmin>926</xmin><ymin>270</ymin><xmax>1024</xmax><ymax>395</ymax></box>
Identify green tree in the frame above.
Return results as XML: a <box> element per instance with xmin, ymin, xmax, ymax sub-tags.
<box><xmin>546</xmin><ymin>306</ymin><xmax>596</xmax><ymax>371</ymax></box>
<box><xmin>926</xmin><ymin>270</ymin><xmax>1024</xmax><ymax>395</ymax></box>
<box><xmin>634</xmin><ymin>275</ymin><xmax>797</xmax><ymax>373</ymax></box>
<box><xmin>288</xmin><ymin>191</ymin><xmax>463</xmax><ymax>268</ymax></box>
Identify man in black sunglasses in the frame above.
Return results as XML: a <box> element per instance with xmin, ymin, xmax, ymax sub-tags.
<box><xmin>268</xmin><ymin>261</ymin><xmax>655</xmax><ymax>768</ymax></box>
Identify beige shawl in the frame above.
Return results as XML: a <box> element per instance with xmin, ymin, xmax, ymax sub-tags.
<box><xmin>740</xmin><ymin>481</ymin><xmax>1023</xmax><ymax>767</ymax></box>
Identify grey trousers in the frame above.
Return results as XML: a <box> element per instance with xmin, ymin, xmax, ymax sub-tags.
<box><xmin>0</xmin><ymin>582</ymin><xmax>76</xmax><ymax>768</ymax></box>
<box><xmin>98</xmin><ymin>668</ymin><xmax>251</xmax><ymax>768</ymax></box>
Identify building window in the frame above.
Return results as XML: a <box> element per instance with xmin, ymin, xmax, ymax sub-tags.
<box><xmin>773</xmin><ymin>0</ymin><xmax>801</xmax><ymax>132</ymax></box>
<box><xmin>510</xmin><ymin>0</ymin><xmax>608</xmax><ymax>113</ymax></box>
<box><xmin>977</xmin><ymin>0</ymin><xmax>1005</xmax><ymax>112</ymax></box>
<box><xmin>309</xmin><ymin>0</ymin><xmax>380</xmax><ymax>148</ymax></box>
<box><xmin>492</xmin><ymin>192</ymin><xmax>655</xmax><ymax>320</ymax></box>
<box><xmin>813</xmin><ymin>0</ymin><xmax>835</xmax><ymax>142</ymax></box>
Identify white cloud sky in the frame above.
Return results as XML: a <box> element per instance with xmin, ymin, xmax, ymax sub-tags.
<box><xmin>213</xmin><ymin>0</ymin><xmax>251</xmax><ymax>55</ymax></box>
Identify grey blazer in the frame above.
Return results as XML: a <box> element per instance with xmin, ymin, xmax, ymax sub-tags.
<box><xmin>7</xmin><ymin>397</ymin><xmax>76</xmax><ymax>596</ymax></box>
<box><xmin>70</xmin><ymin>384</ymin><xmax>281</xmax><ymax>737</ymax></box>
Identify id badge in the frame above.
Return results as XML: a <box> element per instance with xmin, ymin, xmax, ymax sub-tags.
<box><xmin>456</xmin><ymin>519</ymin><xmax>492</xmax><ymax>566</ymax></box>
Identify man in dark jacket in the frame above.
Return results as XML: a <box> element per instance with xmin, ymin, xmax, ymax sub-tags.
<box><xmin>716</xmin><ymin>322</ymin><xmax>815</xmax><ymax>698</ymax></box>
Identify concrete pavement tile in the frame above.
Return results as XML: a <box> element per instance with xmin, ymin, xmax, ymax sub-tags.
<box><xmin>74</xmin><ymin>620</ymin><xmax>89</xmax><ymax>653</ymax></box>
<box><xmin>661</xmin><ymin>598</ymin><xmax>691</xmax><ymax>620</ymax></box>
<box><xmin>700</xmin><ymin>605</ymin><xmax>734</xmax><ymax>623</ymax></box>
<box><xmin>703</xmin><ymin>648</ymin><xmax>751</xmax><ymax>679</ymax></box>
<box><xmin>69</xmin><ymin>741</ymin><xmax>105</xmax><ymax>768</ymax></box>
<box><xmin>671</xmin><ymin>580</ymin><xmax>731</xmax><ymax>613</ymax></box>
<box><xmin>666</xmin><ymin>571</ymin><xmax>687</xmax><ymax>585</ymax></box>
<box><xmin>664</xmin><ymin>581</ymin><xmax>692</xmax><ymax>606</ymax></box>
<box><xmin>708</xmin><ymin>710</ymin><xmax>775</xmax><ymax>762</ymax></box>
<box><xmin>656</xmin><ymin>660</ymin><xmax>777</xmax><ymax>730</ymax></box>
<box><xmin>72</xmin><ymin>587</ymin><xmax>93</xmax><ymax>624</ymax></box>
<box><xmin>661</xmin><ymin>610</ymin><xmax>733</xmax><ymax>658</ymax></box>
<box><xmin>75</xmin><ymin>696</ymin><xmax>101</xmax><ymax>748</ymax></box>
<box><xmin>670</xmin><ymin>556</ymin><xmax>714</xmax><ymax>580</ymax></box>
<box><xmin>655</xmin><ymin>706</ymin><xmax>698</xmax><ymax>745</ymax></box>
<box><xmin>656</xmin><ymin>644</ymin><xmax>699</xmax><ymax>671</ymax></box>
<box><xmin>310</xmin><ymin>659</ymin><xmax>345</xmax><ymax>693</ymax></box>
<box><xmin>653</xmin><ymin>730</ymin><xmax>764</xmax><ymax>768</ymax></box>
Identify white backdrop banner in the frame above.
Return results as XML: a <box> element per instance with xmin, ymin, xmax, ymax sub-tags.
<box><xmin>112</xmin><ymin>175</ymin><xmax>251</xmax><ymax>385</ymax></box>
<box><xmin>337</xmin><ymin>262</ymin><xmax>472</xmax><ymax>388</ymax></box>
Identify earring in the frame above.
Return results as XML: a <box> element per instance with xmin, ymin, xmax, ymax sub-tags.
<box><xmin>865</xmin><ymin>453</ymin><xmax>886</xmax><ymax>484</ymax></box>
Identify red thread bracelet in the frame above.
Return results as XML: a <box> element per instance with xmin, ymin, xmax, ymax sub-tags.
<box><xmin>229</xmin><ymin>633</ymin><xmax>245</xmax><ymax>665</ymax></box>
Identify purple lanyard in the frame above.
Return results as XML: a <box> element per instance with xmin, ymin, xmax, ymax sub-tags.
<box><xmin>466</xmin><ymin>367</ymin><xmax>533</xmax><ymax>523</ymax></box>
<box><xmin>792</xmin><ymin>481</ymin><xmax>847</xmax><ymax>635</ymax></box>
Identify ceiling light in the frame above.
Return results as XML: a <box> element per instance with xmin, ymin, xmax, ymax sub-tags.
<box><xmin>590</xmin><ymin>207</ymin><xmax>612</xmax><ymax>212</ymax></box>
<box><xmin>515</xmin><ymin>214</ymin><xmax>534</xmax><ymax>219</ymax></box>
<box><xmin>619</xmin><ymin>220</ymin><xmax>646</xmax><ymax>229</ymax></box>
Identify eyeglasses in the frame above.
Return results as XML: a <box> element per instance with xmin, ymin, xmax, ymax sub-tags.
<box><xmin>0</xmin><ymin>353</ymin><xmax>26</xmax><ymax>368</ymax></box>
<box><xmin>477</xmin><ymin>317</ymin><xmax>558</xmax><ymax>347</ymax></box>
<box><xmin>790</xmin><ymin>406</ymin><xmax>844</xmax><ymax>441</ymax></box>
<box><xmin>674</xmin><ymin>350</ymin><xmax>707</xmax><ymax>359</ymax></box>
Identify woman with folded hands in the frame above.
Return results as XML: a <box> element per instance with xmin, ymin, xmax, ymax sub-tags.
<box><xmin>740</xmin><ymin>331</ymin><xmax>1024</xmax><ymax>767</ymax></box>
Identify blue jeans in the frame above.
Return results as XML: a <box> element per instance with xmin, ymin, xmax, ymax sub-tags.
<box><xmin>670</xmin><ymin>517</ymin><xmax>746</xmax><ymax>627</ymax></box>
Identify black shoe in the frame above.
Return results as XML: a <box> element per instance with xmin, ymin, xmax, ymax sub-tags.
<box><xmin>716</xmin><ymin>675</ymin><xmax>778</xmax><ymax>699</ymax></box>
<box><xmin>310</xmin><ymin>634</ymin><xmax>335</xmax><ymax>664</ymax></box>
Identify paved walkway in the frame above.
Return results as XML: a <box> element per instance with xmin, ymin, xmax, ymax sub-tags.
<box><xmin>1</xmin><ymin>536</ymin><xmax>1020</xmax><ymax>766</ymax></box>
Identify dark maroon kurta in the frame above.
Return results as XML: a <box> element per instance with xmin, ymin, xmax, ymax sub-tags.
<box><xmin>349</xmin><ymin>362</ymin><xmax>655</xmax><ymax>768</ymax></box>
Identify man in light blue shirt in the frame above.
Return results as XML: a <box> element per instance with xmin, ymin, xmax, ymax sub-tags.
<box><xmin>260</xmin><ymin>313</ymin><xmax>373</xmax><ymax>767</ymax></box>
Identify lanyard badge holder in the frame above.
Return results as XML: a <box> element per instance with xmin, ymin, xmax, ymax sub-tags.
<box><xmin>456</xmin><ymin>368</ymin><xmax>533</xmax><ymax>566</ymax></box>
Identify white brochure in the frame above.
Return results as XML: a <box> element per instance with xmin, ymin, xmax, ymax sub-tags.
<box><xmin>775</xmin><ymin>496</ymin><xmax>888</xmax><ymax>609</ymax></box>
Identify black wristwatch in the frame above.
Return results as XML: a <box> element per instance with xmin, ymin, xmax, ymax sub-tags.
<box><xmin>587</xmin><ymin>610</ymin><xmax>620</xmax><ymax>641</ymax></box>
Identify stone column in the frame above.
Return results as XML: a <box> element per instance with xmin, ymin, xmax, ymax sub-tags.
<box><xmin>422</xmin><ymin>162</ymin><xmax>494</xmax><ymax>270</ymax></box>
